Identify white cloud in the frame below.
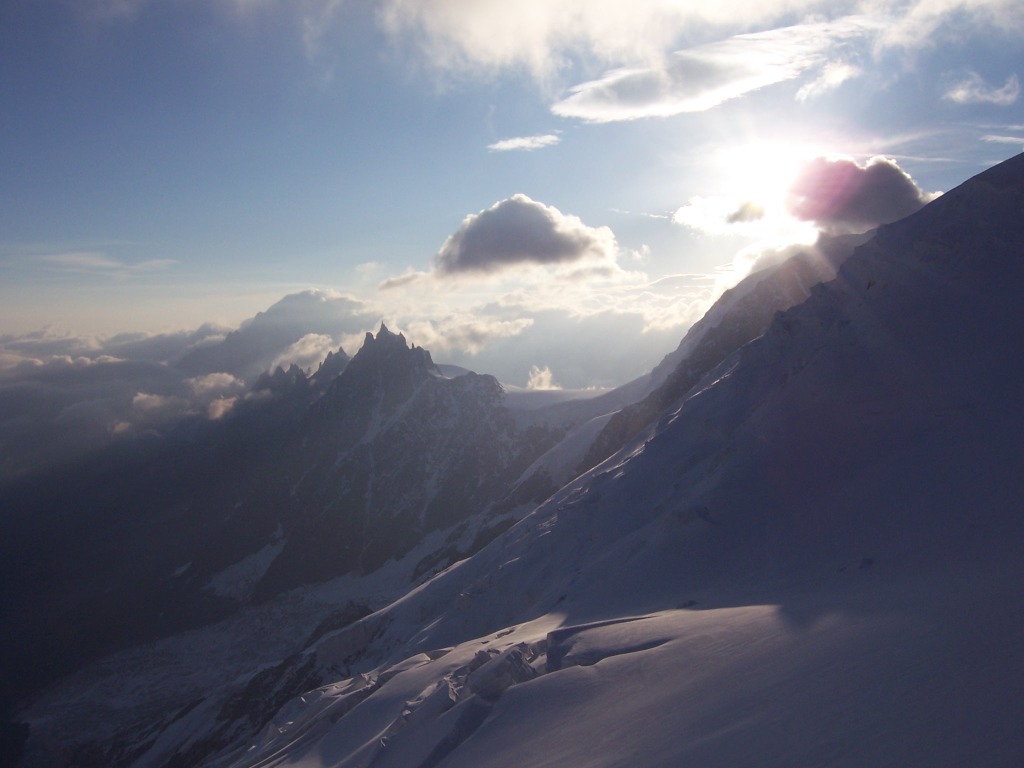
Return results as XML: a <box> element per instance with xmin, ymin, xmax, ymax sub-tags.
<box><xmin>943</xmin><ymin>72</ymin><xmax>1020</xmax><ymax>106</ymax></box>
<box><xmin>37</xmin><ymin>251</ymin><xmax>178</xmax><ymax>277</ymax></box>
<box><xmin>796</xmin><ymin>61</ymin><xmax>862</xmax><ymax>101</ymax></box>
<box><xmin>270</xmin><ymin>333</ymin><xmax>338</xmax><ymax>372</ymax></box>
<box><xmin>128</xmin><ymin>391</ymin><xmax>192</xmax><ymax>426</ymax></box>
<box><xmin>551</xmin><ymin>17</ymin><xmax>880</xmax><ymax>122</ymax></box>
<box><xmin>403</xmin><ymin>315</ymin><xmax>535</xmax><ymax>355</ymax></box>
<box><xmin>186</xmin><ymin>372</ymin><xmax>244</xmax><ymax>396</ymax></box>
<box><xmin>982</xmin><ymin>133</ymin><xmax>1024</xmax><ymax>143</ymax></box>
<box><xmin>873</xmin><ymin>0</ymin><xmax>1024</xmax><ymax>51</ymax></box>
<box><xmin>207</xmin><ymin>397</ymin><xmax>239</xmax><ymax>420</ymax></box>
<box><xmin>434</xmin><ymin>194</ymin><xmax>618</xmax><ymax>276</ymax></box>
<box><xmin>526</xmin><ymin>365</ymin><xmax>560</xmax><ymax>390</ymax></box>
<box><xmin>377</xmin><ymin>0</ymin><xmax>831</xmax><ymax>79</ymax></box>
<box><xmin>487</xmin><ymin>134</ymin><xmax>561</xmax><ymax>152</ymax></box>
<box><xmin>981</xmin><ymin>134</ymin><xmax>1024</xmax><ymax>151</ymax></box>
<box><xmin>378</xmin><ymin>269</ymin><xmax>430</xmax><ymax>290</ymax></box>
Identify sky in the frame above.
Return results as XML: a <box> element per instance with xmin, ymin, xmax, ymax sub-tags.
<box><xmin>1</xmin><ymin>0</ymin><xmax>1022</xmax><ymax>406</ymax></box>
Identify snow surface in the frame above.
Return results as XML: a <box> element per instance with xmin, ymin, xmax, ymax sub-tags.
<box><xmin>223</xmin><ymin>564</ymin><xmax>1023</xmax><ymax>768</ymax></box>
<box><xmin>14</xmin><ymin>156</ymin><xmax>1024</xmax><ymax>768</ymax></box>
<box><xmin>206</xmin><ymin>539</ymin><xmax>286</xmax><ymax>600</ymax></box>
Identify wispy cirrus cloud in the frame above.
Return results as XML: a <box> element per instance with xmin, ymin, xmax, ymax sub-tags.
<box><xmin>487</xmin><ymin>134</ymin><xmax>561</xmax><ymax>152</ymax></box>
<box><xmin>37</xmin><ymin>252</ymin><xmax>178</xmax><ymax>277</ymax></box>
<box><xmin>981</xmin><ymin>133</ymin><xmax>1024</xmax><ymax>146</ymax></box>
<box><xmin>551</xmin><ymin>17</ymin><xmax>879</xmax><ymax>122</ymax></box>
<box><xmin>942</xmin><ymin>72</ymin><xmax>1019</xmax><ymax>106</ymax></box>
<box><xmin>796</xmin><ymin>61</ymin><xmax>862</xmax><ymax>101</ymax></box>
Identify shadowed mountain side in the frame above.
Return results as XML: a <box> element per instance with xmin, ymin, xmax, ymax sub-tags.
<box><xmin>208</xmin><ymin>153</ymin><xmax>1024</xmax><ymax>768</ymax></box>
<box><xmin>576</xmin><ymin>235</ymin><xmax>868</xmax><ymax>476</ymax></box>
<box><xmin>505</xmin><ymin>231</ymin><xmax>870</xmax><ymax>496</ymax></box>
<box><xmin>0</xmin><ymin>327</ymin><xmax>563</xmax><ymax>718</ymax></box>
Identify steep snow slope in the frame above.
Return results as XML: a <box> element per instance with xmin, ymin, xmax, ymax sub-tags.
<box><xmin>513</xmin><ymin>230</ymin><xmax>870</xmax><ymax>493</ymax></box>
<box><xmin>210</xmin><ymin>154</ymin><xmax>1024</xmax><ymax>767</ymax></box>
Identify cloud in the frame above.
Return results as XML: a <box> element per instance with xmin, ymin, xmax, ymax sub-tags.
<box><xmin>942</xmin><ymin>72</ymin><xmax>1020</xmax><ymax>106</ymax></box>
<box><xmin>434</xmin><ymin>194</ymin><xmax>618</xmax><ymax>276</ymax></box>
<box><xmin>526</xmin><ymin>365</ymin><xmax>560</xmax><ymax>390</ymax></box>
<box><xmin>425</xmin><ymin>305</ymin><xmax>689</xmax><ymax>388</ymax></box>
<box><xmin>981</xmin><ymin>134</ymin><xmax>1024</xmax><ymax>151</ymax></box>
<box><xmin>37</xmin><ymin>251</ymin><xmax>178</xmax><ymax>277</ymax></box>
<box><xmin>207</xmin><ymin>397</ymin><xmax>239</xmax><ymax>420</ymax></box>
<box><xmin>786</xmin><ymin>155</ymin><xmax>936</xmax><ymax>234</ymax></box>
<box><xmin>0</xmin><ymin>292</ymin><xmax>379</xmax><ymax>481</ymax></box>
<box><xmin>378</xmin><ymin>269</ymin><xmax>430</xmax><ymax>290</ymax></box>
<box><xmin>796</xmin><ymin>61</ymin><xmax>862</xmax><ymax>101</ymax></box>
<box><xmin>186</xmin><ymin>372</ymin><xmax>245</xmax><ymax>397</ymax></box>
<box><xmin>176</xmin><ymin>290</ymin><xmax>375</xmax><ymax>379</ymax></box>
<box><xmin>551</xmin><ymin>17</ymin><xmax>877</xmax><ymax>122</ymax></box>
<box><xmin>982</xmin><ymin>133</ymin><xmax>1024</xmax><ymax>144</ymax></box>
<box><xmin>270</xmin><ymin>333</ymin><xmax>339</xmax><ymax>372</ymax></box>
<box><xmin>874</xmin><ymin>0</ymin><xmax>1024</xmax><ymax>51</ymax></box>
<box><xmin>403</xmin><ymin>315</ymin><xmax>535</xmax><ymax>355</ymax></box>
<box><xmin>487</xmin><ymin>134</ymin><xmax>561</xmax><ymax>152</ymax></box>
<box><xmin>378</xmin><ymin>0</ymin><xmax>743</xmax><ymax>79</ymax></box>
<box><xmin>726</xmin><ymin>201</ymin><xmax>767</xmax><ymax>224</ymax></box>
<box><xmin>672</xmin><ymin>196</ymin><xmax>817</xmax><ymax>247</ymax></box>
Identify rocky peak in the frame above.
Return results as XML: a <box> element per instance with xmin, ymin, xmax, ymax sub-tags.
<box><xmin>310</xmin><ymin>347</ymin><xmax>350</xmax><ymax>389</ymax></box>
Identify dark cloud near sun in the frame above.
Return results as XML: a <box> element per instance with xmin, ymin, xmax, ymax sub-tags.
<box><xmin>434</xmin><ymin>194</ymin><xmax>617</xmax><ymax>276</ymax></box>
<box><xmin>787</xmin><ymin>156</ymin><xmax>934</xmax><ymax>234</ymax></box>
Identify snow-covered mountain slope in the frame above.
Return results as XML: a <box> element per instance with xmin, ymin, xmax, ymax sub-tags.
<box><xmin>513</xmin><ymin>230</ymin><xmax>870</xmax><ymax>493</ymax></box>
<box><xmin>12</xmin><ymin>155</ymin><xmax>1024</xmax><ymax>767</ymax></box>
<box><xmin>169</xmin><ymin>153</ymin><xmax>1024</xmax><ymax>767</ymax></box>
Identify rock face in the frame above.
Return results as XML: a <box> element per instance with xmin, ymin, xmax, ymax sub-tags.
<box><xmin>243</xmin><ymin>325</ymin><xmax>558</xmax><ymax>595</ymax></box>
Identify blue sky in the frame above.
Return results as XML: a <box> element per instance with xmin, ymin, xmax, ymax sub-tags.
<box><xmin>2</xmin><ymin>0</ymin><xmax>1022</xmax><ymax>388</ymax></box>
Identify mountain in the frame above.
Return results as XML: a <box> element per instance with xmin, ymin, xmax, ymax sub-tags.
<box><xmin>511</xmin><ymin>230</ymin><xmax>871</xmax><ymax>493</ymax></box>
<box><xmin>0</xmin><ymin>327</ymin><xmax>562</xmax><ymax>736</ymax></box>
<box><xmin>9</xmin><ymin>154</ymin><xmax>1024</xmax><ymax>766</ymax></box>
<box><xmin>196</xmin><ymin>153</ymin><xmax>1022</xmax><ymax>768</ymax></box>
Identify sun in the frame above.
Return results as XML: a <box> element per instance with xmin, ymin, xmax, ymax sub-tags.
<box><xmin>717</xmin><ymin>140</ymin><xmax>824</xmax><ymax>217</ymax></box>
<box><xmin>673</xmin><ymin>139</ymin><xmax>824</xmax><ymax>248</ymax></box>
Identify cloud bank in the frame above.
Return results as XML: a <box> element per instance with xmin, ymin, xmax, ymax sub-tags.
<box><xmin>0</xmin><ymin>290</ymin><xmax>375</xmax><ymax>481</ymax></box>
